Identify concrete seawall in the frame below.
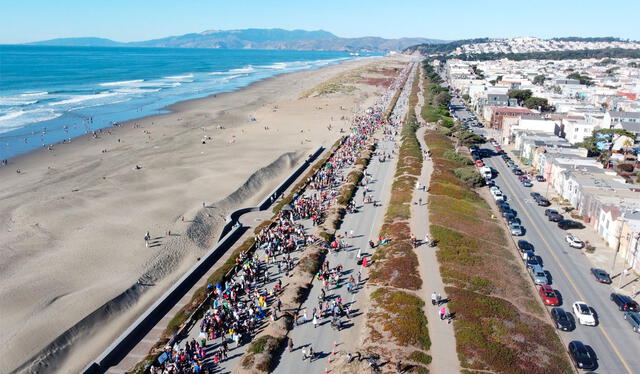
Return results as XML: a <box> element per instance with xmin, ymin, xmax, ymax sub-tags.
<box><xmin>81</xmin><ymin>145</ymin><xmax>324</xmax><ymax>374</ymax></box>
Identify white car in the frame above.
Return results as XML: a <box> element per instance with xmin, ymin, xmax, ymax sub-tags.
<box><xmin>565</xmin><ymin>234</ymin><xmax>584</xmax><ymax>249</ymax></box>
<box><xmin>490</xmin><ymin>187</ymin><xmax>503</xmax><ymax>201</ymax></box>
<box><xmin>572</xmin><ymin>302</ymin><xmax>596</xmax><ymax>326</ymax></box>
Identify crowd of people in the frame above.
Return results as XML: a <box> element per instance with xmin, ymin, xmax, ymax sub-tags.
<box><xmin>146</xmin><ymin>64</ymin><xmax>414</xmax><ymax>374</ymax></box>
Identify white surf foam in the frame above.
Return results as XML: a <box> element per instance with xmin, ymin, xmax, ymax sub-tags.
<box><xmin>0</xmin><ymin>108</ymin><xmax>62</xmax><ymax>134</ymax></box>
<box><xmin>99</xmin><ymin>79</ymin><xmax>144</xmax><ymax>87</ymax></box>
<box><xmin>49</xmin><ymin>92</ymin><xmax>119</xmax><ymax>107</ymax></box>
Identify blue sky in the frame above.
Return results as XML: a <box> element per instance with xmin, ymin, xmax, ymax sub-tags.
<box><xmin>2</xmin><ymin>0</ymin><xmax>640</xmax><ymax>44</ymax></box>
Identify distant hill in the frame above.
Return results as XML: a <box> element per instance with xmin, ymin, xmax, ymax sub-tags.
<box><xmin>27</xmin><ymin>28</ymin><xmax>446</xmax><ymax>52</ymax></box>
<box><xmin>28</xmin><ymin>37</ymin><xmax>125</xmax><ymax>47</ymax></box>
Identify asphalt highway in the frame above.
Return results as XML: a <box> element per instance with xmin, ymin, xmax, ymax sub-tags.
<box><xmin>474</xmin><ymin>126</ymin><xmax>640</xmax><ymax>373</ymax></box>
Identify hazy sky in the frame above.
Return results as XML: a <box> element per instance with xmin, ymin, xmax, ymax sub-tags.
<box><xmin>2</xmin><ymin>0</ymin><xmax>639</xmax><ymax>44</ymax></box>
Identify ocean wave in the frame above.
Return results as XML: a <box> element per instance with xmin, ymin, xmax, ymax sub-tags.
<box><xmin>0</xmin><ymin>108</ymin><xmax>62</xmax><ymax>134</ymax></box>
<box><xmin>99</xmin><ymin>79</ymin><xmax>145</xmax><ymax>87</ymax></box>
<box><xmin>229</xmin><ymin>65</ymin><xmax>255</xmax><ymax>73</ymax></box>
<box><xmin>164</xmin><ymin>74</ymin><xmax>194</xmax><ymax>80</ymax></box>
<box><xmin>259</xmin><ymin>62</ymin><xmax>288</xmax><ymax>69</ymax></box>
<box><xmin>49</xmin><ymin>92</ymin><xmax>119</xmax><ymax>107</ymax></box>
<box><xmin>0</xmin><ymin>96</ymin><xmax>39</xmax><ymax>106</ymax></box>
<box><xmin>113</xmin><ymin>87</ymin><xmax>162</xmax><ymax>94</ymax></box>
<box><xmin>20</xmin><ymin>91</ymin><xmax>49</xmax><ymax>97</ymax></box>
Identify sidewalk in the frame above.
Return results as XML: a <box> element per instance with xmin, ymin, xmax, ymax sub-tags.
<box><xmin>409</xmin><ymin>126</ymin><xmax>461</xmax><ymax>374</ymax></box>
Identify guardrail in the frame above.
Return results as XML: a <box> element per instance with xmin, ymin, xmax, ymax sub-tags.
<box><xmin>81</xmin><ymin>146</ymin><xmax>324</xmax><ymax>374</ymax></box>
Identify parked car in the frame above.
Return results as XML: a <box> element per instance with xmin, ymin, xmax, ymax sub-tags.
<box><xmin>539</xmin><ymin>285</ymin><xmax>560</xmax><ymax>306</ymax></box>
<box><xmin>529</xmin><ymin>265</ymin><xmax>548</xmax><ymax>285</ymax></box>
<box><xmin>510</xmin><ymin>223</ymin><xmax>524</xmax><ymax>236</ymax></box>
<box><xmin>507</xmin><ymin>216</ymin><xmax>521</xmax><ymax>225</ymax></box>
<box><xmin>475</xmin><ymin>160</ymin><xmax>484</xmax><ymax>167</ymax></box>
<box><xmin>518</xmin><ymin>175</ymin><xmax>528</xmax><ymax>182</ymax></box>
<box><xmin>566</xmin><ymin>234</ymin><xmax>584</xmax><ymax>249</ymax></box>
<box><xmin>624</xmin><ymin>311</ymin><xmax>640</xmax><ymax>333</ymax></box>
<box><xmin>522</xmin><ymin>249</ymin><xmax>536</xmax><ymax>261</ymax></box>
<box><xmin>530</xmin><ymin>192</ymin><xmax>541</xmax><ymax>199</ymax></box>
<box><xmin>572</xmin><ymin>302</ymin><xmax>596</xmax><ymax>326</ymax></box>
<box><xmin>551</xmin><ymin>307</ymin><xmax>573</xmax><ymax>331</ymax></box>
<box><xmin>544</xmin><ymin>209</ymin><xmax>558</xmax><ymax>216</ymax></box>
<box><xmin>548</xmin><ymin>212</ymin><xmax>564</xmax><ymax>222</ymax></box>
<box><xmin>568</xmin><ymin>341</ymin><xmax>597</xmax><ymax>371</ymax></box>
<box><xmin>590</xmin><ymin>268</ymin><xmax>612</xmax><ymax>284</ymax></box>
<box><xmin>536</xmin><ymin>197</ymin><xmax>551</xmax><ymax>207</ymax></box>
<box><xmin>513</xmin><ymin>168</ymin><xmax>524</xmax><ymax>176</ymax></box>
<box><xmin>491</xmin><ymin>189</ymin><xmax>504</xmax><ymax>201</ymax></box>
<box><xmin>558</xmin><ymin>220</ymin><xmax>585</xmax><ymax>230</ymax></box>
<box><xmin>517</xmin><ymin>240</ymin><xmax>534</xmax><ymax>252</ymax></box>
<box><xmin>522</xmin><ymin>179</ymin><xmax>533</xmax><ymax>187</ymax></box>
<box><xmin>610</xmin><ymin>293</ymin><xmax>640</xmax><ymax>312</ymax></box>
<box><xmin>535</xmin><ymin>175</ymin><xmax>546</xmax><ymax>182</ymax></box>
<box><xmin>526</xmin><ymin>256</ymin><xmax>541</xmax><ymax>268</ymax></box>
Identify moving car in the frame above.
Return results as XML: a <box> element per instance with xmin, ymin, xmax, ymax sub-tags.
<box><xmin>610</xmin><ymin>293</ymin><xmax>640</xmax><ymax>312</ymax></box>
<box><xmin>510</xmin><ymin>223</ymin><xmax>524</xmax><ymax>236</ymax></box>
<box><xmin>558</xmin><ymin>220</ymin><xmax>584</xmax><ymax>230</ymax></box>
<box><xmin>551</xmin><ymin>307</ymin><xmax>573</xmax><ymax>331</ymax></box>
<box><xmin>539</xmin><ymin>285</ymin><xmax>560</xmax><ymax>306</ymax></box>
<box><xmin>590</xmin><ymin>268</ymin><xmax>612</xmax><ymax>284</ymax></box>
<box><xmin>548</xmin><ymin>212</ymin><xmax>564</xmax><ymax>222</ymax></box>
<box><xmin>565</xmin><ymin>234</ymin><xmax>584</xmax><ymax>249</ymax></box>
<box><xmin>568</xmin><ymin>341</ymin><xmax>597</xmax><ymax>371</ymax></box>
<box><xmin>624</xmin><ymin>311</ymin><xmax>640</xmax><ymax>333</ymax></box>
<box><xmin>572</xmin><ymin>302</ymin><xmax>596</xmax><ymax>326</ymax></box>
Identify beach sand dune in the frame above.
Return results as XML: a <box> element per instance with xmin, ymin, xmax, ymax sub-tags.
<box><xmin>0</xmin><ymin>56</ymin><xmax>409</xmax><ymax>373</ymax></box>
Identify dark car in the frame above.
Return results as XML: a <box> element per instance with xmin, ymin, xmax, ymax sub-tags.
<box><xmin>513</xmin><ymin>168</ymin><xmax>524</xmax><ymax>176</ymax></box>
<box><xmin>517</xmin><ymin>240</ymin><xmax>534</xmax><ymax>252</ymax></box>
<box><xmin>590</xmin><ymin>268</ymin><xmax>612</xmax><ymax>284</ymax></box>
<box><xmin>536</xmin><ymin>175</ymin><xmax>546</xmax><ymax>182</ymax></box>
<box><xmin>610</xmin><ymin>293</ymin><xmax>640</xmax><ymax>312</ymax></box>
<box><xmin>498</xmin><ymin>203</ymin><xmax>510</xmax><ymax>213</ymax></box>
<box><xmin>545</xmin><ymin>209</ymin><xmax>558</xmax><ymax>216</ymax></box>
<box><xmin>548</xmin><ymin>212</ymin><xmax>564</xmax><ymax>222</ymax></box>
<box><xmin>568</xmin><ymin>341</ymin><xmax>597</xmax><ymax>370</ymax></box>
<box><xmin>536</xmin><ymin>197</ymin><xmax>551</xmax><ymax>207</ymax></box>
<box><xmin>530</xmin><ymin>192</ymin><xmax>541</xmax><ymax>199</ymax></box>
<box><xmin>551</xmin><ymin>307</ymin><xmax>573</xmax><ymax>331</ymax></box>
<box><xmin>501</xmin><ymin>154</ymin><xmax>510</xmax><ymax>160</ymax></box>
<box><xmin>558</xmin><ymin>220</ymin><xmax>585</xmax><ymax>230</ymax></box>
<box><xmin>522</xmin><ymin>179</ymin><xmax>533</xmax><ymax>187</ymax></box>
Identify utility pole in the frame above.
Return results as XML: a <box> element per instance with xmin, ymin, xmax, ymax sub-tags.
<box><xmin>611</xmin><ymin>218</ymin><xmax>626</xmax><ymax>277</ymax></box>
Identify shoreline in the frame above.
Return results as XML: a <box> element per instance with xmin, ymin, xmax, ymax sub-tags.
<box><xmin>0</xmin><ymin>55</ymin><xmax>409</xmax><ymax>374</ymax></box>
<box><xmin>0</xmin><ymin>56</ymin><xmax>376</xmax><ymax>164</ymax></box>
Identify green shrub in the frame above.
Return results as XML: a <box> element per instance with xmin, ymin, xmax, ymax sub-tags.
<box><xmin>454</xmin><ymin>167</ymin><xmax>484</xmax><ymax>187</ymax></box>
<box><xmin>443</xmin><ymin>150</ymin><xmax>473</xmax><ymax>165</ymax></box>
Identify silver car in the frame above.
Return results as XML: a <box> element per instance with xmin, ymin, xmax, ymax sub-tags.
<box><xmin>624</xmin><ymin>311</ymin><xmax>640</xmax><ymax>333</ymax></box>
<box><xmin>510</xmin><ymin>223</ymin><xmax>524</xmax><ymax>236</ymax></box>
<box><xmin>529</xmin><ymin>265</ymin><xmax>548</xmax><ymax>285</ymax></box>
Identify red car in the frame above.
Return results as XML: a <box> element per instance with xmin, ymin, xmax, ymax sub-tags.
<box><xmin>539</xmin><ymin>285</ymin><xmax>560</xmax><ymax>306</ymax></box>
<box><xmin>495</xmin><ymin>146</ymin><xmax>502</xmax><ymax>153</ymax></box>
<box><xmin>475</xmin><ymin>160</ymin><xmax>484</xmax><ymax>167</ymax></box>
<box><xmin>518</xmin><ymin>175</ymin><xmax>529</xmax><ymax>182</ymax></box>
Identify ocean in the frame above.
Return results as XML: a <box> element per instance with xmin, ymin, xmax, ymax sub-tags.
<box><xmin>0</xmin><ymin>45</ymin><xmax>366</xmax><ymax>160</ymax></box>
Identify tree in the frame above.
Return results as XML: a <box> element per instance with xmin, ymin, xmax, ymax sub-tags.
<box><xmin>508</xmin><ymin>89</ymin><xmax>533</xmax><ymax>104</ymax></box>
<box><xmin>462</xmin><ymin>94</ymin><xmax>470</xmax><ymax>101</ymax></box>
<box><xmin>533</xmin><ymin>74</ymin><xmax>546</xmax><ymax>85</ymax></box>
<box><xmin>524</xmin><ymin>97</ymin><xmax>553</xmax><ymax>112</ymax></box>
<box><xmin>629</xmin><ymin>62</ymin><xmax>639</xmax><ymax>68</ymax></box>
<box><xmin>567</xmin><ymin>72</ymin><xmax>593</xmax><ymax>86</ymax></box>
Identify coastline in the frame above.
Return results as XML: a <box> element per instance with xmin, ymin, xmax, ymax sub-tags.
<box><xmin>0</xmin><ymin>55</ymin><xmax>408</xmax><ymax>374</ymax></box>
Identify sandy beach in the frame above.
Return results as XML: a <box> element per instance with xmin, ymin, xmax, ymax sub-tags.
<box><xmin>0</xmin><ymin>55</ymin><xmax>409</xmax><ymax>373</ymax></box>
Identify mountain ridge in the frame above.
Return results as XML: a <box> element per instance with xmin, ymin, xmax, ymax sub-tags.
<box><xmin>27</xmin><ymin>28</ymin><xmax>446</xmax><ymax>51</ymax></box>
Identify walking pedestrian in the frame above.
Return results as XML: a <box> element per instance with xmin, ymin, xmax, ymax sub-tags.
<box><xmin>313</xmin><ymin>313</ymin><xmax>318</xmax><ymax>328</ymax></box>
<box><xmin>288</xmin><ymin>338</ymin><xmax>293</xmax><ymax>352</ymax></box>
<box><xmin>431</xmin><ymin>292</ymin><xmax>437</xmax><ymax>306</ymax></box>
<box><xmin>302</xmin><ymin>347</ymin><xmax>307</xmax><ymax>361</ymax></box>
<box><xmin>440</xmin><ymin>306</ymin><xmax>446</xmax><ymax>320</ymax></box>
<box><xmin>436</xmin><ymin>293</ymin><xmax>442</xmax><ymax>305</ymax></box>
<box><xmin>396</xmin><ymin>360</ymin><xmax>403</xmax><ymax>373</ymax></box>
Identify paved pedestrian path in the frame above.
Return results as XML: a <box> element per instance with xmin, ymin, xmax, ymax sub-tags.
<box><xmin>410</xmin><ymin>125</ymin><xmax>461</xmax><ymax>374</ymax></box>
